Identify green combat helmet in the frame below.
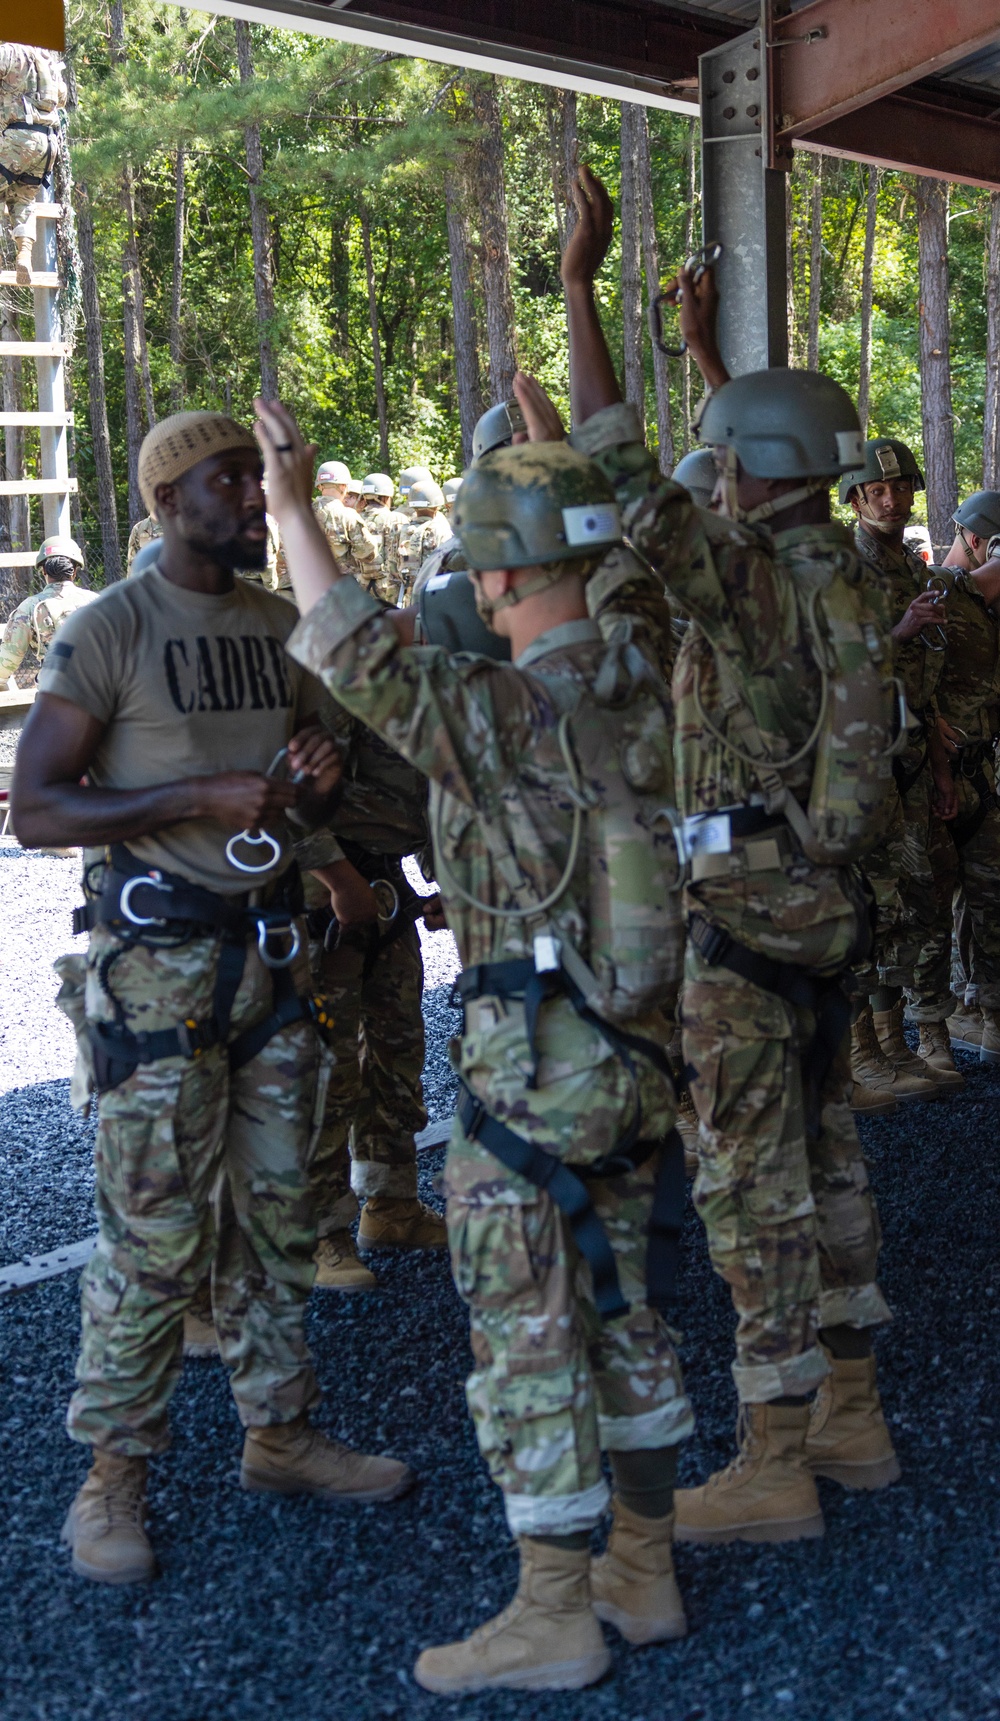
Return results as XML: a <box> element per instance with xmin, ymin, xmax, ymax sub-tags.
<box><xmin>442</xmin><ymin>476</ymin><xmax>463</xmax><ymax>513</ymax></box>
<box><xmin>700</xmin><ymin>369</ymin><xmax>864</xmax><ymax>525</ymax></box>
<box><xmin>471</xmin><ymin>399</ymin><xmax>527</xmax><ymax>462</ymax></box>
<box><xmin>409</xmin><ymin>478</ymin><xmax>445</xmax><ymax>513</ymax></box>
<box><xmin>362</xmin><ymin>472</ymin><xmax>394</xmax><ymax>501</ymax></box>
<box><xmin>454</xmin><ymin>441</ymin><xmax>622</xmax><ymax>576</ymax></box>
<box><xmin>398</xmin><ymin>465</ymin><xmax>433</xmax><ymax>503</ymax></box>
<box><xmin>953</xmin><ymin>490</ymin><xmax>1000</xmax><ymax>540</ymax></box>
<box><xmin>36</xmin><ymin>534</ymin><xmax>84</xmax><ymax>568</ymax></box>
<box><xmin>838</xmin><ymin>438</ymin><xmax>924</xmax><ymax>505</ymax></box>
<box><xmin>671</xmin><ymin>448</ymin><xmax>717</xmax><ymax>508</ymax></box>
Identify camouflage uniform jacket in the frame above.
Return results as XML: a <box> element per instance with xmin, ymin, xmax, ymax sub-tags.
<box><xmin>574</xmin><ymin>402</ymin><xmax>876</xmax><ymax>973</ymax></box>
<box><xmin>854</xmin><ymin>524</ymin><xmax>943</xmax><ymax>733</ymax></box>
<box><xmin>0</xmin><ymin>45</ymin><xmax>64</xmax><ymax>126</ymax></box>
<box><xmin>126</xmin><ymin>515</ymin><xmax>162</xmax><ymax>574</ymax></box>
<box><xmin>313</xmin><ymin>496</ymin><xmax>380</xmax><ymax>588</ymax></box>
<box><xmin>397</xmin><ymin>514</ymin><xmax>452</xmax><ymax>603</ymax></box>
<box><xmin>930</xmin><ymin>567</ymin><xmax>1000</xmax><ymax>746</ymax></box>
<box><xmin>0</xmin><ymin>580</ymin><xmax>94</xmax><ymax>682</ymax></box>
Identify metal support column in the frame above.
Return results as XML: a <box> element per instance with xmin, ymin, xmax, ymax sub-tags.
<box><xmin>699</xmin><ymin>28</ymin><xmax>788</xmax><ymax>376</ymax></box>
<box><xmin>32</xmin><ymin>184</ymin><xmax>71</xmax><ymax>538</ymax></box>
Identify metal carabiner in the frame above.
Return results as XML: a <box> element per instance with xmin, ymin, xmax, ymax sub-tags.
<box><xmin>920</xmin><ymin>574</ymin><xmax>949</xmax><ymax>653</ymax></box>
<box><xmin>226</xmin><ymin>747</ymin><xmax>305</xmax><ymax>876</ymax></box>
<box><xmin>649</xmin><ymin>241</ymin><xmax>723</xmax><ymax>357</ymax></box>
<box><xmin>256</xmin><ymin>917</ymin><xmax>302</xmax><ymax>970</ymax></box>
<box><xmin>120</xmin><ymin>870</ymin><xmax>170</xmax><ymax>927</ymax></box>
<box><xmin>370</xmin><ymin>878</ymin><xmax>400</xmax><ymax>925</ymax></box>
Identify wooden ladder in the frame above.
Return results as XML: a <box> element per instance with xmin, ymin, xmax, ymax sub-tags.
<box><xmin>0</xmin><ymin>185</ymin><xmax>74</xmax><ymax>574</ymax></box>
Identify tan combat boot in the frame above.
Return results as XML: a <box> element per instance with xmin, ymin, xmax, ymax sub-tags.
<box><xmin>61</xmin><ymin>1452</ymin><xmax>156</xmax><ymax>1585</ymax></box>
<box><xmin>183</xmin><ymin>1281</ymin><xmax>219</xmax><ymax>1357</ymax></box>
<box><xmin>805</xmin><ymin>1354</ymin><xmax>901</xmax><ymax>1490</ymax></box>
<box><xmin>947</xmin><ymin>997</ymin><xmax>983</xmax><ymax>1052</ymax></box>
<box><xmin>240</xmin><ymin>1414</ymin><xmax>413</xmax><ymax>1503</ymax></box>
<box><xmin>849</xmin><ymin>1008</ymin><xmax>898</xmax><ymax>1114</ymax></box>
<box><xmin>873</xmin><ymin>1001</ymin><xmax>941</xmax><ymax>1097</ymax></box>
<box><xmin>314</xmin><ymin>1230</ymin><xmax>377</xmax><ymax>1292</ymax></box>
<box><xmin>915</xmin><ymin>1021</ymin><xmax>963</xmax><ymax>1089</ymax></box>
<box><xmin>590</xmin><ymin>1500</ymin><xmax>686</xmax><ymax>1644</ymax></box>
<box><xmin>413</xmin><ymin>1537</ymin><xmax>611</xmax><ymax>1694</ymax></box>
<box><xmin>980</xmin><ymin>1009</ymin><xmax>1000</xmax><ymax>1066</ymax></box>
<box><xmin>673</xmin><ymin>1404</ymin><xmax>824</xmax><ymax>1545</ymax></box>
<box><xmin>357</xmin><ymin>1196</ymin><xmax>448</xmax><ymax>1252</ymax></box>
<box><xmin>14</xmin><ymin>235</ymin><xmax>33</xmax><ymax>287</ymax></box>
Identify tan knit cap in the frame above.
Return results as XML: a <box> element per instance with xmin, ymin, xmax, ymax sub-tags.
<box><xmin>138</xmin><ymin>411</ymin><xmax>259</xmax><ymax>513</ymax></box>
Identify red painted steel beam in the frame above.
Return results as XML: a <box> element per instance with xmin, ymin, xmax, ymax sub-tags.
<box><xmin>769</xmin><ymin>0</ymin><xmax>1000</xmax><ymax>140</ymax></box>
<box><xmin>331</xmin><ymin>0</ymin><xmax>735</xmax><ymax>87</ymax></box>
<box><xmin>798</xmin><ymin>81</ymin><xmax>1000</xmax><ymax>191</ymax></box>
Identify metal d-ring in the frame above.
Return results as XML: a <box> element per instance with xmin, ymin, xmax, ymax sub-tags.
<box><xmin>120</xmin><ymin>871</ymin><xmax>170</xmax><ymax>926</ymax></box>
<box><xmin>371</xmin><ymin>878</ymin><xmax>400</xmax><ymax>924</ymax></box>
<box><xmin>257</xmin><ymin>918</ymin><xmax>301</xmax><ymax>969</ymax></box>
<box><xmin>226</xmin><ymin>828</ymin><xmax>283</xmax><ymax>875</ymax></box>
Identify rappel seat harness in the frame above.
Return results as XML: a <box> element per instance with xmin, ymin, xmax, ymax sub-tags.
<box><xmin>0</xmin><ymin>120</ymin><xmax>59</xmax><ymax>188</ymax></box>
<box><xmin>950</xmin><ymin>745</ymin><xmax>1000</xmax><ymax>850</ymax></box>
<box><xmin>453</xmin><ymin>955</ymin><xmax>686</xmax><ymax>1322</ymax></box>
<box><xmin>74</xmin><ymin>843</ymin><xmax>318</xmax><ymax>1094</ymax></box>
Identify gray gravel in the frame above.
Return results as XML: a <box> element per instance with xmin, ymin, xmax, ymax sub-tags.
<box><xmin>1</xmin><ymin>838</ymin><xmax>999</xmax><ymax>1720</ymax></box>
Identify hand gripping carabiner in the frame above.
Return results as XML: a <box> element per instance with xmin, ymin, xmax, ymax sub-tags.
<box><xmin>649</xmin><ymin>241</ymin><xmax>724</xmax><ymax>357</ymax></box>
<box><xmin>226</xmin><ymin>747</ymin><xmax>304</xmax><ymax>876</ymax></box>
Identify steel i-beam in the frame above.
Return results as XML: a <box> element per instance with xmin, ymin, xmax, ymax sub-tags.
<box><xmin>700</xmin><ymin>28</ymin><xmax>788</xmax><ymax>376</ymax></box>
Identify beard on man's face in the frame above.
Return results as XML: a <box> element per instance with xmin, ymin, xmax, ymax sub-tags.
<box><xmin>181</xmin><ymin>507</ymin><xmax>269</xmax><ymax>571</ymax></box>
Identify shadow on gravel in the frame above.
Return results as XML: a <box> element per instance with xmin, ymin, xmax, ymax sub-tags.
<box><xmin>2</xmin><ymin>1045</ymin><xmax>1000</xmax><ymax>1721</ymax></box>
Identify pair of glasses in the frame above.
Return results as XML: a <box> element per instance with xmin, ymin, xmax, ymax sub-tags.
<box><xmin>648</xmin><ymin>243</ymin><xmax>724</xmax><ymax>357</ymax></box>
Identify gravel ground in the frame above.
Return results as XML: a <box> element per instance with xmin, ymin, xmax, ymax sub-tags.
<box><xmin>1</xmin><ymin>840</ymin><xmax>999</xmax><ymax>1721</ymax></box>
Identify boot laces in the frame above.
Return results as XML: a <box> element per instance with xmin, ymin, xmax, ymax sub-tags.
<box><xmin>707</xmin><ymin>1407</ymin><xmax>761</xmax><ymax>1486</ymax></box>
<box><xmin>88</xmin><ymin>1467</ymin><xmax>146</xmax><ymax>1532</ymax></box>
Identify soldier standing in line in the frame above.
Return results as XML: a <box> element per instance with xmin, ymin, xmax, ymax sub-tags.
<box><xmin>396</xmin><ymin>479</ymin><xmax>452</xmax><ymax>605</ymax></box>
<box><xmin>841</xmin><ymin>441</ymin><xmax>956</xmax><ymax>1098</ymax></box>
<box><xmin>441</xmin><ymin>476</ymin><xmax>462</xmax><ymax>520</ymax></box>
<box><xmin>12</xmin><ymin>410</ymin><xmax>413</xmax><ymax>1587</ymax></box>
<box><xmin>126</xmin><ymin>514</ymin><xmax>162</xmax><ymax>574</ymax></box>
<box><xmin>0</xmin><ymin>44</ymin><xmax>64</xmax><ymax>285</ymax></box>
<box><xmin>905</xmin><ymin>491</ymin><xmax>1000</xmax><ymax>1068</ymax></box>
<box><xmin>258</xmin><ymin>396</ymin><xmax>695</xmax><ymax>1692</ymax></box>
<box><xmin>312</xmin><ymin>460</ymin><xmax>380</xmax><ymax>590</ymax></box>
<box><xmin>0</xmin><ymin>537</ymin><xmax>94</xmax><ymax>686</ymax></box>
<box><xmin>360</xmin><ymin>472</ymin><xmax>407</xmax><ymax>602</ymax></box>
<box><xmin>561</xmin><ymin>165</ymin><xmax>899</xmax><ymax>1547</ymax></box>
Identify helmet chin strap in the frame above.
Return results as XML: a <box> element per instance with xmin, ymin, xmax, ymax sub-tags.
<box><xmin>716</xmin><ymin>445</ymin><xmax>827</xmax><ymax>526</ymax></box>
<box><xmin>854</xmin><ymin>490</ymin><xmax>909</xmax><ymax>538</ymax></box>
<box><xmin>469</xmin><ymin>565</ymin><xmax>564</xmax><ymax>628</ymax></box>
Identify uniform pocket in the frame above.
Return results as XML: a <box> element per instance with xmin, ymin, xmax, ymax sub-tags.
<box><xmin>53</xmin><ymin>952</ymin><xmax>95</xmax><ymax>1116</ymax></box>
<box><xmin>447</xmin><ymin>1196</ymin><xmax>543</xmax><ymax>1308</ymax></box>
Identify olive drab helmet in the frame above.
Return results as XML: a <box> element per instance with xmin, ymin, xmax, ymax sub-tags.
<box><xmin>953</xmin><ymin>490</ymin><xmax>1000</xmax><ymax>540</ymax></box>
<box><xmin>838</xmin><ymin>437</ymin><xmax>925</xmax><ymax>505</ymax></box>
<box><xmin>671</xmin><ymin>448</ymin><xmax>718</xmax><ymax>508</ymax></box>
<box><xmin>471</xmin><ymin>399</ymin><xmax>527</xmax><ymax>461</ymax></box>
<box><xmin>398</xmin><ymin>465</ymin><xmax>433</xmax><ymax>503</ymax></box>
<box><xmin>409</xmin><ymin>478</ymin><xmax>445</xmax><ymax>512</ymax></box>
<box><xmin>362</xmin><ymin>472</ymin><xmax>394</xmax><ymax>500</ymax></box>
<box><xmin>454</xmin><ymin>442</ymin><xmax>622</xmax><ymax>620</ymax></box>
<box><xmin>442</xmin><ymin>477</ymin><xmax>463</xmax><ymax>511</ymax></box>
<box><xmin>36</xmin><ymin>534</ymin><xmax>84</xmax><ymax>568</ymax></box>
<box><xmin>316</xmin><ymin>459</ymin><xmax>352</xmax><ymax>489</ymax></box>
<box><xmin>700</xmin><ymin>368</ymin><xmax>864</xmax><ymax>526</ymax></box>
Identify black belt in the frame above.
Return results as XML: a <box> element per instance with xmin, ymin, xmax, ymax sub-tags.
<box><xmin>457</xmin><ymin>1081</ymin><xmax>685</xmax><ymax>1321</ymax></box>
<box><xmin>687</xmin><ymin>913</ymin><xmax>850</xmax><ymax>1140</ymax></box>
<box><xmin>78</xmin><ymin>845</ymin><xmax>316</xmax><ymax>1093</ymax></box>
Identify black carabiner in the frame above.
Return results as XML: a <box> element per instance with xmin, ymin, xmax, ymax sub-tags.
<box><xmin>649</xmin><ymin>242</ymin><xmax>723</xmax><ymax>357</ymax></box>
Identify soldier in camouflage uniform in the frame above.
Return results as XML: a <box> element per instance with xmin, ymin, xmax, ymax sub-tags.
<box><xmin>312</xmin><ymin>460</ymin><xmax>380</xmax><ymax>591</ymax></box>
<box><xmin>0</xmin><ymin>45</ymin><xmax>64</xmax><ymax>284</ymax></box>
<box><xmin>907</xmin><ymin>491</ymin><xmax>1000</xmax><ymax>1066</ymax></box>
<box><xmin>299</xmin><ymin>707</ymin><xmax>448</xmax><ymax>1293</ymax></box>
<box><xmin>442</xmin><ymin>476</ymin><xmax>462</xmax><ymax>519</ymax></box>
<box><xmin>12</xmin><ymin>409</ymin><xmax>412</xmax><ymax>1589</ymax></box>
<box><xmin>257</xmin><ymin>395</ymin><xmax>693</xmax><ymax>1691</ymax></box>
<box><xmin>126</xmin><ymin>514</ymin><xmax>162</xmax><ymax>574</ymax></box>
<box><xmin>842</xmin><ymin>440</ymin><xmax>955</xmax><ymax>1099</ymax></box>
<box><xmin>560</xmin><ymin>165</ymin><xmax>897</xmax><ymax>1549</ymax></box>
<box><xmin>0</xmin><ymin>536</ymin><xmax>94</xmax><ymax>686</ymax></box>
<box><xmin>396</xmin><ymin>479</ymin><xmax>452</xmax><ymax>605</ymax></box>
<box><xmin>360</xmin><ymin>473</ymin><xmax>407</xmax><ymax>603</ymax></box>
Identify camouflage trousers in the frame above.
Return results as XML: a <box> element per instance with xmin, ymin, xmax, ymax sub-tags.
<box><xmin>62</xmin><ymin>924</ymin><xmax>323</xmax><ymax>1456</ymax></box>
<box><xmin>908</xmin><ymin>772</ymin><xmax>1000</xmax><ymax>1019</ymax></box>
<box><xmin>306</xmin><ymin>910</ymin><xmax>427</xmax><ymax>1231</ymax></box>
<box><xmin>2</xmin><ymin>182</ymin><xmax>35</xmax><ymax>243</ymax></box>
<box><xmin>682</xmin><ymin>948</ymin><xmax>890</xmax><ymax>1404</ymax></box>
<box><xmin>445</xmin><ymin>995</ymin><xmax>693</xmax><ymax>1538</ymax></box>
<box><xmin>853</xmin><ymin>765</ymin><xmax>937</xmax><ymax>995</ymax></box>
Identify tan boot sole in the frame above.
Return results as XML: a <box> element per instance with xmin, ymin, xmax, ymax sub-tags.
<box><xmin>61</xmin><ymin>1515</ymin><xmax>156</xmax><ymax>1585</ymax></box>
<box><xmin>949</xmin><ymin>1036</ymin><xmax>982</xmax><ymax>1054</ymax></box>
<box><xmin>849</xmin><ymin>1089</ymin><xmax>897</xmax><ymax>1115</ymax></box>
<box><xmin>673</xmin><ymin>1509</ymin><xmax>824</xmax><ymax>1545</ymax></box>
<box><xmin>593</xmin><ymin>1598</ymin><xmax>687</xmax><ymax>1644</ymax></box>
<box><xmin>313</xmin><ymin>1276</ymin><xmax>377</xmax><ymax>1292</ymax></box>
<box><xmin>980</xmin><ymin>1045</ymin><xmax>1000</xmax><ymax>1065</ymax></box>
<box><xmin>356</xmin><ymin>1231</ymin><xmax>448</xmax><ymax>1252</ymax></box>
<box><xmin>239</xmin><ymin>1458</ymin><xmax>414</xmax><ymax>1504</ymax></box>
<box><xmin>809</xmin><ymin>1452</ymin><xmax>901</xmax><ymax>1490</ymax></box>
<box><xmin>413</xmin><ymin>1646</ymin><xmax>612</xmax><ymax>1694</ymax></box>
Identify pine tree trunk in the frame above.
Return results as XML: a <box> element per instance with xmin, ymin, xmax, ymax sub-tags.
<box><xmin>857</xmin><ymin>167</ymin><xmax>879</xmax><ymax>436</ymax></box>
<box><xmin>235</xmin><ymin>19</ymin><xmax>278</xmax><ymax>400</ymax></box>
<box><xmin>329</xmin><ymin>208</ymin><xmax>350</xmax><ymax>357</ymax></box>
<box><xmin>984</xmin><ymin>192</ymin><xmax>1000</xmax><ymax>489</ymax></box>
<box><xmin>619</xmin><ymin>104</ymin><xmax>645</xmax><ymax>436</ymax></box>
<box><xmin>169</xmin><ymin>145</ymin><xmax>185</xmax><ymax>410</ymax></box>
<box><xmin>547</xmin><ymin>88</ymin><xmax>578</xmax><ymax>248</ymax></box>
<box><xmin>445</xmin><ymin>170</ymin><xmax>484</xmax><ymax>465</ymax></box>
<box><xmin>77</xmin><ymin>182</ymin><xmax>122</xmax><ymax>581</ymax></box>
<box><xmin>111</xmin><ymin>2</ymin><xmax>153</xmax><ymax>520</ymax></box>
<box><xmin>359</xmin><ymin>200</ymin><xmax>391</xmax><ymax>470</ymax></box>
<box><xmin>807</xmin><ymin>156</ymin><xmax>824</xmax><ymax>373</ymax></box>
<box><xmin>470</xmin><ymin>75</ymin><xmax>516</xmax><ymax>404</ymax></box>
<box><xmin>916</xmin><ymin>176</ymin><xmax>958</xmax><ymax>552</ymax></box>
<box><xmin>637</xmin><ymin>108</ymin><xmax>673</xmax><ymax>470</ymax></box>
<box><xmin>681</xmin><ymin>118</ymin><xmax>697</xmax><ymax>453</ymax></box>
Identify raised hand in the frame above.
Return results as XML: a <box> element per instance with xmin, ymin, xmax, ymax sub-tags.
<box><xmin>560</xmin><ymin>165</ymin><xmax>614</xmax><ymax>289</ymax></box>
<box><xmin>513</xmin><ymin>372</ymin><xmax>566</xmax><ymax>443</ymax></box>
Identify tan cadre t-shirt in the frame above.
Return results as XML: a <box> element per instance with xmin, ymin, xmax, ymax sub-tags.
<box><xmin>38</xmin><ymin>566</ymin><xmax>324</xmax><ymax>894</ymax></box>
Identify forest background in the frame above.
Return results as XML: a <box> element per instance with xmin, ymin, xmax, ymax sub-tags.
<box><xmin>4</xmin><ymin>0</ymin><xmax>1000</xmax><ymax>594</ymax></box>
